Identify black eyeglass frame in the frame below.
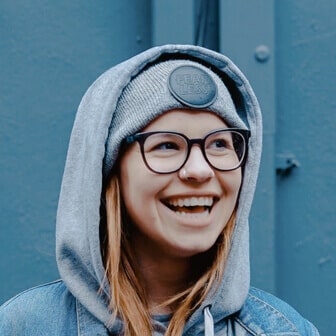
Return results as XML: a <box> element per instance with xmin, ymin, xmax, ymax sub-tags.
<box><xmin>124</xmin><ymin>128</ymin><xmax>251</xmax><ymax>174</ymax></box>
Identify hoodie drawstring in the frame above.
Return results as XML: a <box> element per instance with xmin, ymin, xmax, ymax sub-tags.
<box><xmin>203</xmin><ymin>306</ymin><xmax>214</xmax><ymax>336</ymax></box>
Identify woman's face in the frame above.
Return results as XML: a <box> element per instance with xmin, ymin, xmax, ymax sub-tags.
<box><xmin>119</xmin><ymin>109</ymin><xmax>242</xmax><ymax>259</ymax></box>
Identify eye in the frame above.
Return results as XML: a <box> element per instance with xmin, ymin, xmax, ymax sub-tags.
<box><xmin>205</xmin><ymin>132</ymin><xmax>236</xmax><ymax>156</ymax></box>
<box><xmin>152</xmin><ymin>141</ymin><xmax>180</xmax><ymax>151</ymax></box>
<box><xmin>210</xmin><ymin>139</ymin><xmax>229</xmax><ymax>149</ymax></box>
<box><xmin>144</xmin><ymin>133</ymin><xmax>186</xmax><ymax>157</ymax></box>
<box><xmin>207</xmin><ymin>138</ymin><xmax>231</xmax><ymax>151</ymax></box>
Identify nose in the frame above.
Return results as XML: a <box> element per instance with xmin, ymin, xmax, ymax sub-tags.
<box><xmin>178</xmin><ymin>146</ymin><xmax>215</xmax><ymax>182</ymax></box>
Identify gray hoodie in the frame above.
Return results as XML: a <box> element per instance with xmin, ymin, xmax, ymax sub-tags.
<box><xmin>56</xmin><ymin>44</ymin><xmax>263</xmax><ymax>335</ymax></box>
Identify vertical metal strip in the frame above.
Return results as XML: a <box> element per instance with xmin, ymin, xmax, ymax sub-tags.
<box><xmin>219</xmin><ymin>0</ymin><xmax>276</xmax><ymax>294</ymax></box>
<box><xmin>151</xmin><ymin>0</ymin><xmax>195</xmax><ymax>46</ymax></box>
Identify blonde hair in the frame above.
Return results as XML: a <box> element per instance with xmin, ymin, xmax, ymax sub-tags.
<box><xmin>103</xmin><ymin>174</ymin><xmax>236</xmax><ymax>336</ymax></box>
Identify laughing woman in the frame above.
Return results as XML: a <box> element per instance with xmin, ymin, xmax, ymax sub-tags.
<box><xmin>0</xmin><ymin>45</ymin><xmax>319</xmax><ymax>335</ymax></box>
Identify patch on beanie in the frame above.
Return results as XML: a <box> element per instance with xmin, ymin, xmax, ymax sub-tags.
<box><xmin>168</xmin><ymin>65</ymin><xmax>217</xmax><ymax>108</ymax></box>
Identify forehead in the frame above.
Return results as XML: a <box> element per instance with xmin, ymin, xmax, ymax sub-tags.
<box><xmin>143</xmin><ymin>109</ymin><xmax>228</xmax><ymax>135</ymax></box>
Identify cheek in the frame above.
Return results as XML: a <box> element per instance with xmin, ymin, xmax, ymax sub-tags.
<box><xmin>119</xmin><ymin>160</ymin><xmax>169</xmax><ymax>242</ymax></box>
<box><xmin>119</xmin><ymin>153</ymin><xmax>161</xmax><ymax>220</ymax></box>
<box><xmin>220</xmin><ymin>168</ymin><xmax>242</xmax><ymax>198</ymax></box>
<box><xmin>120</xmin><ymin>155</ymin><xmax>145</xmax><ymax>206</ymax></box>
<box><xmin>120</xmin><ymin>165</ymin><xmax>148</xmax><ymax>229</ymax></box>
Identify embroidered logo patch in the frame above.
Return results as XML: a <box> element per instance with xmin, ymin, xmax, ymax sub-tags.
<box><xmin>168</xmin><ymin>65</ymin><xmax>217</xmax><ymax>108</ymax></box>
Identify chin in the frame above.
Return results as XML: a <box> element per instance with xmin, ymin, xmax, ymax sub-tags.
<box><xmin>169</xmin><ymin>239</ymin><xmax>217</xmax><ymax>258</ymax></box>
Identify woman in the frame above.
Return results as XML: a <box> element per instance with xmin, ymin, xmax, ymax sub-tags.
<box><xmin>0</xmin><ymin>45</ymin><xmax>319</xmax><ymax>335</ymax></box>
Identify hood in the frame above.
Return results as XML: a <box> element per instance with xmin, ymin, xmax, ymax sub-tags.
<box><xmin>56</xmin><ymin>44</ymin><xmax>262</xmax><ymax>333</ymax></box>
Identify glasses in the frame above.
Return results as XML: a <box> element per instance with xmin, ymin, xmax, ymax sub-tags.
<box><xmin>124</xmin><ymin>128</ymin><xmax>250</xmax><ymax>174</ymax></box>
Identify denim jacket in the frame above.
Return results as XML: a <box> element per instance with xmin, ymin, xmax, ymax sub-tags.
<box><xmin>0</xmin><ymin>280</ymin><xmax>319</xmax><ymax>335</ymax></box>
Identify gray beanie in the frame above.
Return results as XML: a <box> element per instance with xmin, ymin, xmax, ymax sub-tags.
<box><xmin>103</xmin><ymin>59</ymin><xmax>247</xmax><ymax>178</ymax></box>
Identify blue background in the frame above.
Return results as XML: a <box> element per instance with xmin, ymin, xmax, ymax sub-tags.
<box><xmin>1</xmin><ymin>1</ymin><xmax>335</xmax><ymax>335</ymax></box>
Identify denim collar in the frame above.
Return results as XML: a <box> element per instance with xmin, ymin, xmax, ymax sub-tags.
<box><xmin>76</xmin><ymin>299</ymin><xmax>111</xmax><ymax>336</ymax></box>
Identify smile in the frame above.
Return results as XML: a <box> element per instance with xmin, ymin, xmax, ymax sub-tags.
<box><xmin>162</xmin><ymin>196</ymin><xmax>217</xmax><ymax>216</ymax></box>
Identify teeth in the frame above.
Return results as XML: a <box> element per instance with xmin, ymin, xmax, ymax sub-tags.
<box><xmin>175</xmin><ymin>210</ymin><xmax>209</xmax><ymax>218</ymax></box>
<box><xmin>169</xmin><ymin>197</ymin><xmax>214</xmax><ymax>207</ymax></box>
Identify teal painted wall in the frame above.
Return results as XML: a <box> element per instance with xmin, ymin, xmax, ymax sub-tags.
<box><xmin>1</xmin><ymin>1</ymin><xmax>335</xmax><ymax>334</ymax></box>
<box><xmin>0</xmin><ymin>0</ymin><xmax>152</xmax><ymax>301</ymax></box>
<box><xmin>274</xmin><ymin>2</ymin><xmax>335</xmax><ymax>334</ymax></box>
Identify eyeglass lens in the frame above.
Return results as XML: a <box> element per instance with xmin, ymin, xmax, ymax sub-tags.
<box><xmin>142</xmin><ymin>131</ymin><xmax>246</xmax><ymax>173</ymax></box>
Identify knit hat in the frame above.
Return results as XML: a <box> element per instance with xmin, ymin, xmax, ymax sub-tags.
<box><xmin>103</xmin><ymin>59</ymin><xmax>247</xmax><ymax>178</ymax></box>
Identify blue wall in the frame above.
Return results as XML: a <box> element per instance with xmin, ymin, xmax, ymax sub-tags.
<box><xmin>275</xmin><ymin>1</ymin><xmax>336</xmax><ymax>332</ymax></box>
<box><xmin>0</xmin><ymin>0</ymin><xmax>151</xmax><ymax>302</ymax></box>
<box><xmin>1</xmin><ymin>1</ymin><xmax>335</xmax><ymax>334</ymax></box>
